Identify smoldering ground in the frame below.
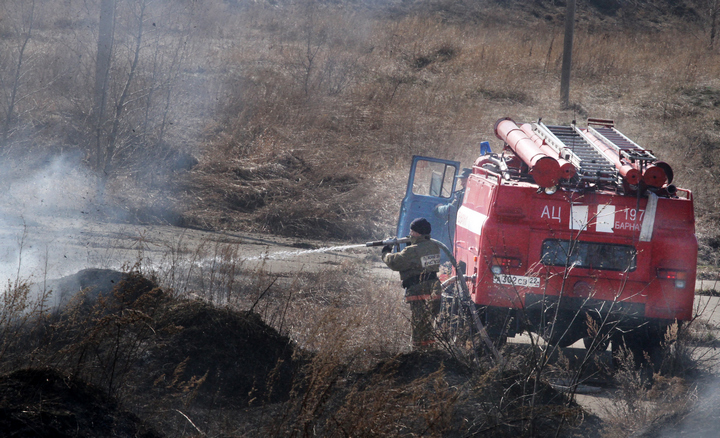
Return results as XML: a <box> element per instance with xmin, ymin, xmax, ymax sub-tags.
<box><xmin>0</xmin><ymin>151</ymin><xmax>196</xmax><ymax>284</ymax></box>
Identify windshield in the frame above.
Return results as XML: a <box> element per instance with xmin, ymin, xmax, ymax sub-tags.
<box><xmin>541</xmin><ymin>239</ymin><xmax>637</xmax><ymax>272</ymax></box>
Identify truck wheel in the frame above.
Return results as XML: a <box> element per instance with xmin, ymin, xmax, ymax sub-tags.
<box><xmin>610</xmin><ymin>334</ymin><xmax>642</xmax><ymax>371</ymax></box>
<box><xmin>483</xmin><ymin>307</ymin><xmax>514</xmax><ymax>349</ymax></box>
<box><xmin>641</xmin><ymin>327</ymin><xmax>666</xmax><ymax>374</ymax></box>
<box><xmin>611</xmin><ymin>329</ymin><xmax>664</xmax><ymax>375</ymax></box>
<box><xmin>439</xmin><ymin>291</ymin><xmax>469</xmax><ymax>345</ymax></box>
<box><xmin>583</xmin><ymin>336</ymin><xmax>610</xmax><ymax>353</ymax></box>
<box><xmin>544</xmin><ymin>315</ymin><xmax>581</xmax><ymax>348</ymax></box>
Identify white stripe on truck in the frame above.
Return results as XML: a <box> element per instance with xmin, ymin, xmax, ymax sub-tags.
<box><xmin>456</xmin><ymin>205</ymin><xmax>488</xmax><ymax>236</ymax></box>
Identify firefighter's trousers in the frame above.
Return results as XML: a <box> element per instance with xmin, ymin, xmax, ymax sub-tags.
<box><xmin>406</xmin><ymin>279</ymin><xmax>441</xmax><ymax>348</ymax></box>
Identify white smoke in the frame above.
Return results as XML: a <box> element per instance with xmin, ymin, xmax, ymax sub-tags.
<box><xmin>0</xmin><ymin>153</ymin><xmax>107</xmax><ymax>282</ymax></box>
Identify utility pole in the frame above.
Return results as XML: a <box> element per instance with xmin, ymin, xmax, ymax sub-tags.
<box><xmin>560</xmin><ymin>0</ymin><xmax>575</xmax><ymax>109</ymax></box>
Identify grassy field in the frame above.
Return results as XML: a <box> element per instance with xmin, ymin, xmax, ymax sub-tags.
<box><xmin>3</xmin><ymin>0</ymin><xmax>720</xmax><ymax>252</ymax></box>
<box><xmin>2</xmin><ymin>0</ymin><xmax>720</xmax><ymax>436</ymax></box>
<box><xmin>178</xmin><ymin>0</ymin><xmax>720</xmax><ymax>246</ymax></box>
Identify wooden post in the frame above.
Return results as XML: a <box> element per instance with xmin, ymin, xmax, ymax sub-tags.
<box><xmin>560</xmin><ymin>0</ymin><xmax>575</xmax><ymax>109</ymax></box>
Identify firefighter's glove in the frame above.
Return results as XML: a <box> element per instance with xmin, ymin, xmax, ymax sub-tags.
<box><xmin>382</xmin><ymin>245</ymin><xmax>393</xmax><ymax>254</ymax></box>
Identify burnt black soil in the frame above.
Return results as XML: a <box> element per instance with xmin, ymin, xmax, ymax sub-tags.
<box><xmin>3</xmin><ymin>270</ymin><xmax>603</xmax><ymax>437</ymax></box>
<box><xmin>0</xmin><ymin>368</ymin><xmax>162</xmax><ymax>438</ymax></box>
<box><xmin>142</xmin><ymin>299</ymin><xmax>300</xmax><ymax>407</ymax></box>
<box><xmin>48</xmin><ymin>270</ymin><xmax>300</xmax><ymax>408</ymax></box>
<box><xmin>2</xmin><ymin>270</ymin><xmax>304</xmax><ymax>436</ymax></box>
<box><xmin>360</xmin><ymin>349</ymin><xmax>473</xmax><ymax>386</ymax></box>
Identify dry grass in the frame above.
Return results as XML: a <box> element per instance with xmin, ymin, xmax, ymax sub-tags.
<box><xmin>3</xmin><ymin>1</ymin><xmax>720</xmax><ymax>249</ymax></box>
<box><xmin>600</xmin><ymin>347</ymin><xmax>697</xmax><ymax>437</ymax></box>
<box><xmin>0</xmin><ymin>230</ymin><xmax>716</xmax><ymax>437</ymax></box>
<box><xmin>140</xmin><ymin>244</ymin><xmax>602</xmax><ymax>437</ymax></box>
<box><xmin>169</xmin><ymin>1</ymin><xmax>720</xmax><ymax>250</ymax></box>
<box><xmin>2</xmin><ymin>1</ymin><xmax>720</xmax><ymax>436</ymax></box>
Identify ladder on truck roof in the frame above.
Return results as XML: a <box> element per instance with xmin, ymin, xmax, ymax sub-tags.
<box><xmin>533</xmin><ymin>122</ymin><xmax>619</xmax><ymax>185</ymax></box>
<box><xmin>586</xmin><ymin>118</ymin><xmax>657</xmax><ymax>171</ymax></box>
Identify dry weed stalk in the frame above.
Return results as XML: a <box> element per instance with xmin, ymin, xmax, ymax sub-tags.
<box><xmin>0</xmin><ymin>279</ymin><xmax>52</xmax><ymax>371</ymax></box>
<box><xmin>600</xmin><ymin>344</ymin><xmax>698</xmax><ymax>438</ymax></box>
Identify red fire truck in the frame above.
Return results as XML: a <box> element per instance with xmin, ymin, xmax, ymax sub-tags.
<box><xmin>397</xmin><ymin>117</ymin><xmax>697</xmax><ymax>361</ymax></box>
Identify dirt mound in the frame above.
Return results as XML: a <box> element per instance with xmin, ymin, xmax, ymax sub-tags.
<box><xmin>3</xmin><ymin>271</ymin><xmax>304</xmax><ymax>436</ymax></box>
<box><xmin>23</xmin><ymin>270</ymin><xmax>301</xmax><ymax>411</ymax></box>
<box><xmin>361</xmin><ymin>349</ymin><xmax>472</xmax><ymax>386</ymax></box>
<box><xmin>140</xmin><ymin>299</ymin><xmax>300</xmax><ymax>407</ymax></box>
<box><xmin>43</xmin><ymin>268</ymin><xmax>158</xmax><ymax>311</ymax></box>
<box><xmin>0</xmin><ymin>368</ymin><xmax>163</xmax><ymax>438</ymax></box>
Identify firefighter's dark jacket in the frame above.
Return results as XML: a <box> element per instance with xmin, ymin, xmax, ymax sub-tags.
<box><xmin>382</xmin><ymin>235</ymin><xmax>442</xmax><ymax>301</ymax></box>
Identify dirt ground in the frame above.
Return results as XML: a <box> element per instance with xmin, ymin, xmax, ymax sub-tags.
<box><xmin>0</xmin><ymin>368</ymin><xmax>163</xmax><ymax>438</ymax></box>
<box><xmin>0</xmin><ymin>214</ymin><xmax>390</xmax><ymax>287</ymax></box>
<box><xmin>3</xmin><ymin>214</ymin><xmax>720</xmax><ymax>437</ymax></box>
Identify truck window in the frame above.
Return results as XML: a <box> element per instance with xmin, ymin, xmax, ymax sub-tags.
<box><xmin>412</xmin><ymin>160</ymin><xmax>455</xmax><ymax>198</ymax></box>
<box><xmin>541</xmin><ymin>239</ymin><xmax>637</xmax><ymax>272</ymax></box>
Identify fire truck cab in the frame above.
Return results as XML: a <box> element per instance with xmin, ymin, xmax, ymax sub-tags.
<box><xmin>401</xmin><ymin>118</ymin><xmax>697</xmax><ymax>360</ymax></box>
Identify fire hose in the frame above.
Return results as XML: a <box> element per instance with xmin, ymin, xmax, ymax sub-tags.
<box><xmin>431</xmin><ymin>238</ymin><xmax>505</xmax><ymax>366</ymax></box>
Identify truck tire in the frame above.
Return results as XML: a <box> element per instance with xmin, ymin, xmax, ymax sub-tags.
<box><xmin>611</xmin><ymin>327</ymin><xmax>665</xmax><ymax>375</ymax></box>
<box><xmin>481</xmin><ymin>306</ymin><xmax>515</xmax><ymax>349</ymax></box>
<box><xmin>583</xmin><ymin>336</ymin><xmax>610</xmax><ymax>353</ymax></box>
<box><xmin>439</xmin><ymin>289</ymin><xmax>471</xmax><ymax>346</ymax></box>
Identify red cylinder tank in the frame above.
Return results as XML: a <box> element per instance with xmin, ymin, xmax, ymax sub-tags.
<box><xmin>520</xmin><ymin>123</ymin><xmax>577</xmax><ymax>180</ymax></box>
<box><xmin>494</xmin><ymin>118</ymin><xmax>561</xmax><ymax>188</ymax></box>
<box><xmin>642</xmin><ymin>165</ymin><xmax>668</xmax><ymax>188</ymax></box>
<box><xmin>583</xmin><ymin>131</ymin><xmax>641</xmax><ymax>186</ymax></box>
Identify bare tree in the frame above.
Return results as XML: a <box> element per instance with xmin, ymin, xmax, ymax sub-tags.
<box><xmin>89</xmin><ymin>0</ymin><xmax>195</xmax><ymax>178</ymax></box>
<box><xmin>704</xmin><ymin>0</ymin><xmax>720</xmax><ymax>48</ymax></box>
<box><xmin>685</xmin><ymin>0</ymin><xmax>720</xmax><ymax>48</ymax></box>
<box><xmin>103</xmin><ymin>0</ymin><xmax>147</xmax><ymax>175</ymax></box>
<box><xmin>0</xmin><ymin>0</ymin><xmax>36</xmax><ymax>150</ymax></box>
<box><xmin>94</xmin><ymin>0</ymin><xmax>116</xmax><ymax>173</ymax></box>
<box><xmin>143</xmin><ymin>3</ymin><xmax>194</xmax><ymax>147</ymax></box>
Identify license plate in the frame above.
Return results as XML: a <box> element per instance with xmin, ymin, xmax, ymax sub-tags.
<box><xmin>493</xmin><ymin>274</ymin><xmax>541</xmax><ymax>288</ymax></box>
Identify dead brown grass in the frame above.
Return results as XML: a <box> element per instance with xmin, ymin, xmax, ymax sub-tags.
<box><xmin>169</xmin><ymin>1</ymin><xmax>720</xmax><ymax>253</ymax></box>
<box><xmin>2</xmin><ymin>1</ymin><xmax>719</xmax><ymax>251</ymax></box>
<box><xmin>2</xmin><ymin>1</ymin><xmax>720</xmax><ymax>436</ymax></box>
<box><xmin>4</xmin><ymin>1</ymin><xmax>719</xmax><ymax>250</ymax></box>
<box><xmin>6</xmin><ymin>233</ymin><xmax>716</xmax><ymax>437</ymax></box>
<box><xmin>600</xmin><ymin>349</ymin><xmax>698</xmax><ymax>438</ymax></box>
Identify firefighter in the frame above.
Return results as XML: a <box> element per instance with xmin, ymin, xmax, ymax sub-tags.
<box><xmin>381</xmin><ymin>217</ymin><xmax>442</xmax><ymax>349</ymax></box>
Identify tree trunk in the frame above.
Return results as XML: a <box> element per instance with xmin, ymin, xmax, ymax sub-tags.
<box><xmin>94</xmin><ymin>0</ymin><xmax>116</xmax><ymax>172</ymax></box>
<box><xmin>2</xmin><ymin>0</ymin><xmax>35</xmax><ymax>150</ymax></box>
<box><xmin>711</xmin><ymin>3</ymin><xmax>717</xmax><ymax>49</ymax></box>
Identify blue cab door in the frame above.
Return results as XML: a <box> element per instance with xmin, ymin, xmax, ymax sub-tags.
<box><xmin>397</xmin><ymin>156</ymin><xmax>460</xmax><ymax>260</ymax></box>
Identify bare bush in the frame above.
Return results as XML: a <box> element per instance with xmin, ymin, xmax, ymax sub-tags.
<box><xmin>601</xmin><ymin>349</ymin><xmax>697</xmax><ymax>437</ymax></box>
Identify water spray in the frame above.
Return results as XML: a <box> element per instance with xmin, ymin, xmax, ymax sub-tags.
<box><xmin>239</xmin><ymin>236</ymin><xmax>411</xmax><ymax>263</ymax></box>
<box><xmin>244</xmin><ymin>244</ymin><xmax>367</xmax><ymax>261</ymax></box>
